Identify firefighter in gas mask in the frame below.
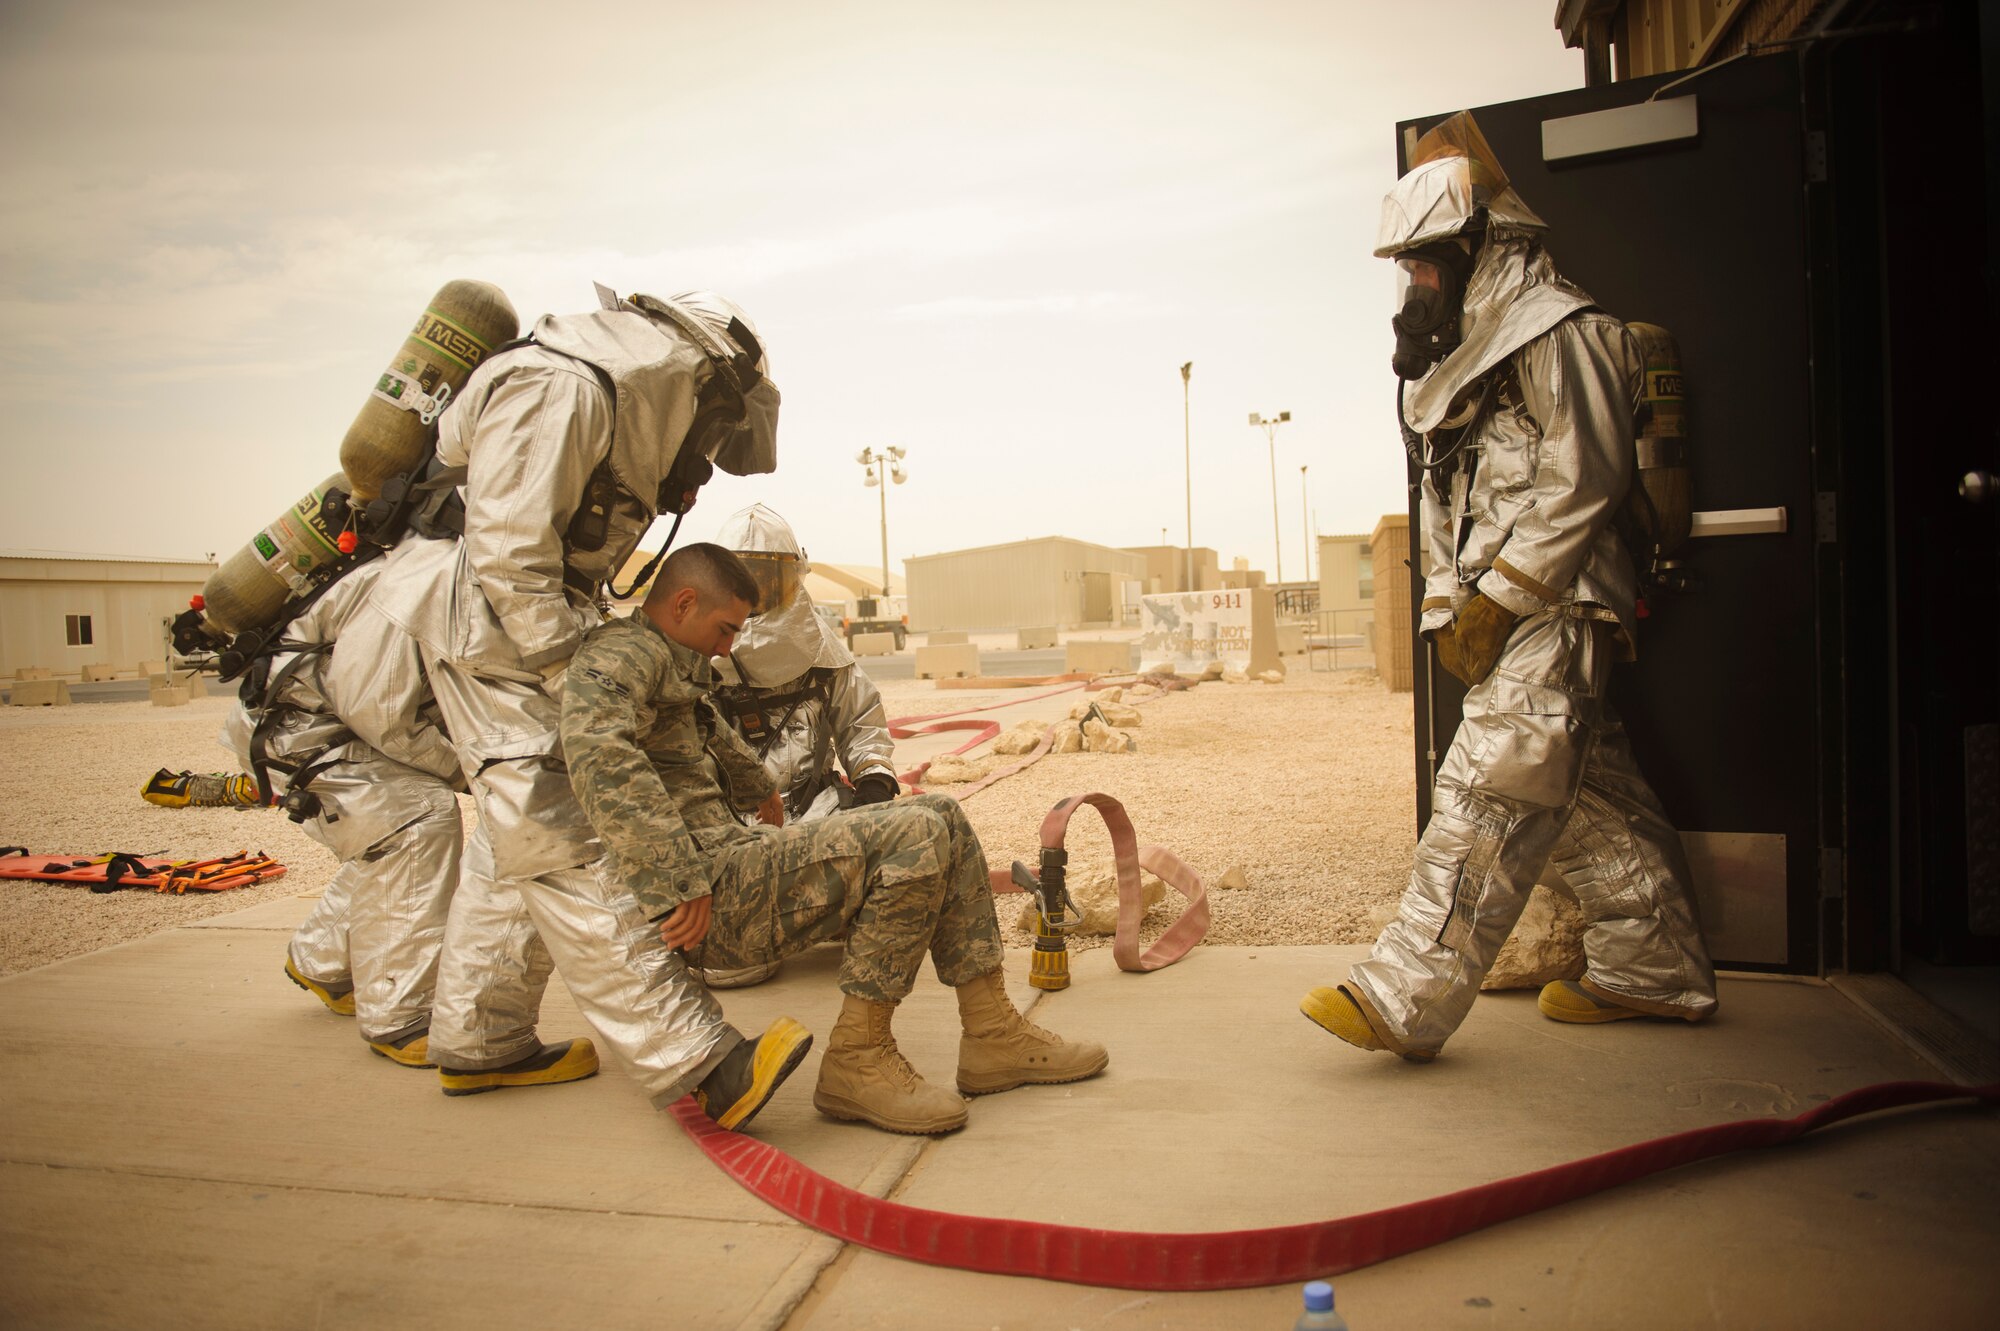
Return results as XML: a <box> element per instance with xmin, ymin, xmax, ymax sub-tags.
<box><xmin>697</xmin><ymin>503</ymin><xmax>900</xmax><ymax>990</ymax></box>
<box><xmin>361</xmin><ymin>286</ymin><xmax>807</xmax><ymax>1123</ymax></box>
<box><xmin>1301</xmin><ymin>112</ymin><xmax>1717</xmax><ymax>1060</ymax></box>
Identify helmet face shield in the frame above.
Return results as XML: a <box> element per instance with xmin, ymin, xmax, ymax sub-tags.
<box><xmin>737</xmin><ymin>550</ymin><xmax>801</xmax><ymax>614</ymax></box>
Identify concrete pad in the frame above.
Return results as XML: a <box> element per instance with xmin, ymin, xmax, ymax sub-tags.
<box><xmin>0</xmin><ymin>1161</ymin><xmax>812</xmax><ymax>1331</ymax></box>
<box><xmin>184</xmin><ymin>893</ymin><xmax>321</xmax><ymax>930</ymax></box>
<box><xmin>800</xmin><ymin>947</ymin><xmax>2000</xmax><ymax>1328</ymax></box>
<box><xmin>0</xmin><ymin>929</ymin><xmax>927</xmax><ymax>1227</ymax></box>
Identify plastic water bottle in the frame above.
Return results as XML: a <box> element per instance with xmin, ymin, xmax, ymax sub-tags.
<box><xmin>1293</xmin><ymin>1279</ymin><xmax>1350</xmax><ymax>1330</ymax></box>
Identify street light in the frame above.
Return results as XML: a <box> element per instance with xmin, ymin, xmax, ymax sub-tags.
<box><xmin>1300</xmin><ymin>464</ymin><xmax>1311</xmax><ymax>584</ymax></box>
<box><xmin>856</xmin><ymin>445</ymin><xmax>906</xmax><ymax>597</ymax></box>
<box><xmin>1180</xmin><ymin>362</ymin><xmax>1194</xmax><ymax>592</ymax></box>
<box><xmin>1250</xmin><ymin>411</ymin><xmax>1291</xmax><ymax>583</ymax></box>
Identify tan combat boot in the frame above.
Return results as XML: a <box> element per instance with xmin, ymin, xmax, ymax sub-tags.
<box><xmin>954</xmin><ymin>969</ymin><xmax>1109</xmax><ymax>1095</ymax></box>
<box><xmin>813</xmin><ymin>994</ymin><xmax>968</xmax><ymax>1135</ymax></box>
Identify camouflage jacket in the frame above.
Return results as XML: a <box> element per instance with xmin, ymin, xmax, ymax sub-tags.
<box><xmin>561</xmin><ymin>612</ymin><xmax>777</xmax><ymax>918</ymax></box>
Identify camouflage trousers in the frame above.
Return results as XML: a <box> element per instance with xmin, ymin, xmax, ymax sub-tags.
<box><xmin>691</xmin><ymin>793</ymin><xmax>1004</xmax><ymax>1004</ymax></box>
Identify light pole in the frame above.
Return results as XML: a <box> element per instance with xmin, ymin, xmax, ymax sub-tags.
<box><xmin>1250</xmin><ymin>411</ymin><xmax>1291</xmax><ymax>583</ymax></box>
<box><xmin>1300</xmin><ymin>464</ymin><xmax>1311</xmax><ymax>584</ymax></box>
<box><xmin>856</xmin><ymin>445</ymin><xmax>906</xmax><ymax>596</ymax></box>
<box><xmin>1180</xmin><ymin>362</ymin><xmax>1193</xmax><ymax>592</ymax></box>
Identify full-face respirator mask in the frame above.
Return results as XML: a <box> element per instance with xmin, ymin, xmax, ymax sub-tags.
<box><xmin>1390</xmin><ymin>238</ymin><xmax>1478</xmax><ymax>381</ymax></box>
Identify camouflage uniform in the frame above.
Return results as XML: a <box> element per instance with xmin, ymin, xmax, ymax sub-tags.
<box><xmin>563</xmin><ymin>613</ymin><xmax>1003</xmax><ymax>1003</ymax></box>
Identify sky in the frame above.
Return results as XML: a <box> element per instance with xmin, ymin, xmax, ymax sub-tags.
<box><xmin>0</xmin><ymin>0</ymin><xmax>1581</xmax><ymax>581</ymax></box>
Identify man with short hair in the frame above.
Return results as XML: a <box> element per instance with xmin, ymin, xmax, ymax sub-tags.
<box><xmin>700</xmin><ymin>502</ymin><xmax>900</xmax><ymax>990</ymax></box>
<box><xmin>563</xmin><ymin>543</ymin><xmax>1108</xmax><ymax>1136</ymax></box>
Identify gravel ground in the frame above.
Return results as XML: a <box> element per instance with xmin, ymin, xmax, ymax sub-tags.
<box><xmin>0</xmin><ymin>666</ymin><xmax>1415</xmax><ymax>976</ymax></box>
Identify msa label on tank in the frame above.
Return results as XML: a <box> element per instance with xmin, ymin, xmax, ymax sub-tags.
<box><xmin>1646</xmin><ymin>368</ymin><xmax>1684</xmax><ymax>400</ymax></box>
<box><xmin>254</xmin><ymin>489</ymin><xmax>344</xmax><ymax>591</ymax></box>
<box><xmin>411</xmin><ymin>309</ymin><xmax>493</xmax><ymax>373</ymax></box>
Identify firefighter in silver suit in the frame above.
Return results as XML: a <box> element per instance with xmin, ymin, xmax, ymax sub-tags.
<box><xmin>221</xmin><ymin>557</ymin><xmax>462</xmax><ymax>1067</ymax></box>
<box><xmin>699</xmin><ymin>503</ymin><xmax>900</xmax><ymax>989</ymax></box>
<box><xmin>365</xmin><ymin>286</ymin><xmax>797</xmax><ymax>1108</ymax></box>
<box><xmin>1302</xmin><ymin>112</ymin><xmax>1716</xmax><ymax>1061</ymax></box>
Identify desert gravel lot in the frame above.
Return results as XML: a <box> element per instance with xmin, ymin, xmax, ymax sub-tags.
<box><xmin>0</xmin><ymin>665</ymin><xmax>1415</xmax><ymax>976</ymax></box>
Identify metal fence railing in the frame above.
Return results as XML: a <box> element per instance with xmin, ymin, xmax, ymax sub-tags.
<box><xmin>1303</xmin><ymin>607</ymin><xmax>1374</xmax><ymax>672</ymax></box>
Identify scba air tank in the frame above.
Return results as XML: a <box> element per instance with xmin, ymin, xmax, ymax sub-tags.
<box><xmin>1624</xmin><ymin>321</ymin><xmax>1692</xmax><ymax>564</ymax></box>
<box><xmin>199</xmin><ymin>473</ymin><xmax>352</xmax><ymax>635</ymax></box>
<box><xmin>338</xmin><ymin>279</ymin><xmax>519</xmax><ymax>502</ymax></box>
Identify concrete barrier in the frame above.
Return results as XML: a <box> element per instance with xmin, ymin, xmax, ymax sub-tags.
<box><xmin>925</xmin><ymin>631</ymin><xmax>969</xmax><ymax>646</ymax></box>
<box><xmin>1276</xmin><ymin>623</ymin><xmax>1306</xmax><ymax>657</ymax></box>
<box><xmin>1064</xmin><ymin>640</ymin><xmax>1134</xmax><ymax>674</ymax></box>
<box><xmin>8</xmin><ymin>679</ymin><xmax>72</xmax><ymax>707</ymax></box>
<box><xmin>150</xmin><ymin>683</ymin><xmax>191</xmax><ymax>708</ymax></box>
<box><xmin>14</xmin><ymin>667</ymin><xmax>52</xmax><ymax>681</ymax></box>
<box><xmin>182</xmin><ymin>673</ymin><xmax>210</xmax><ymax>698</ymax></box>
<box><xmin>1016</xmin><ymin>626</ymin><xmax>1058</xmax><ymax>650</ymax></box>
<box><xmin>139</xmin><ymin>659</ymin><xmax>167</xmax><ymax>677</ymax></box>
<box><xmin>80</xmin><ymin>663</ymin><xmax>118</xmax><ymax>683</ymax></box>
<box><xmin>851</xmin><ymin>632</ymin><xmax>897</xmax><ymax>657</ymax></box>
<box><xmin>915</xmin><ymin>644</ymin><xmax>981</xmax><ymax>680</ymax></box>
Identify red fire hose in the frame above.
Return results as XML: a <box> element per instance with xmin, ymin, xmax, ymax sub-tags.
<box><xmin>673</xmin><ymin>1078</ymin><xmax>1997</xmax><ymax>1291</ymax></box>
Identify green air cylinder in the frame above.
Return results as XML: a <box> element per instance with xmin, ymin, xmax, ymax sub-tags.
<box><xmin>1624</xmin><ymin>321</ymin><xmax>1691</xmax><ymax>559</ymax></box>
<box><xmin>199</xmin><ymin>474</ymin><xmax>351</xmax><ymax>635</ymax></box>
<box><xmin>338</xmin><ymin>280</ymin><xmax>519</xmax><ymax>502</ymax></box>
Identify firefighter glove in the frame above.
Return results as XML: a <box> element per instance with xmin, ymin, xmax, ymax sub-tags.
<box><xmin>851</xmin><ymin>772</ymin><xmax>899</xmax><ymax>806</ymax></box>
<box><xmin>1436</xmin><ymin>593</ymin><xmax>1518</xmax><ymax>686</ymax></box>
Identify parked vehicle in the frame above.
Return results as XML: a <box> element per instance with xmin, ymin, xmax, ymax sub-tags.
<box><xmin>841</xmin><ymin>594</ymin><xmax>907</xmax><ymax>649</ymax></box>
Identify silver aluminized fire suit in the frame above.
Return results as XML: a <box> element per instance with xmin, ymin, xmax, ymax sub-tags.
<box><xmin>711</xmin><ymin>504</ymin><xmax>897</xmax><ymax>824</ymax></box>
<box><xmin>220</xmin><ymin>558</ymin><xmax>462</xmax><ymax>1046</ymax></box>
<box><xmin>1345</xmin><ymin>122</ymin><xmax>1716</xmax><ymax>1054</ymax></box>
<box><xmin>365</xmin><ymin>287</ymin><xmax>780</xmax><ymax>1102</ymax></box>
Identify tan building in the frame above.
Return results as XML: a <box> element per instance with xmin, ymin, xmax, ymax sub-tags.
<box><xmin>1315</xmin><ymin>533</ymin><xmax>1375</xmax><ymax>616</ymax></box>
<box><xmin>1119</xmin><ymin>544</ymin><xmax>1220</xmax><ymax>594</ymax></box>
<box><xmin>1</xmin><ymin>551</ymin><xmax>216</xmax><ymax>678</ymax></box>
<box><xmin>907</xmin><ymin>537</ymin><xmax>1148</xmax><ymax>632</ymax></box>
<box><xmin>1368</xmin><ymin>515</ymin><xmax>1413</xmax><ymax>692</ymax></box>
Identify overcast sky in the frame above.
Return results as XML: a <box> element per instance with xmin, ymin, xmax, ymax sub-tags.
<box><xmin>0</xmin><ymin>0</ymin><xmax>1580</xmax><ymax>580</ymax></box>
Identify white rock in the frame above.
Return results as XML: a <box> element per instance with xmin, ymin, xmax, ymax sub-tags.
<box><xmin>1256</xmin><ymin>669</ymin><xmax>1285</xmax><ymax>684</ymax></box>
<box><xmin>1199</xmin><ymin>661</ymin><xmax>1225</xmax><ymax>681</ymax></box>
<box><xmin>1482</xmin><ymin>883</ymin><xmax>1587</xmax><ymax>990</ymax></box>
<box><xmin>923</xmin><ymin>754</ymin><xmax>992</xmax><ymax>785</ymax></box>
<box><xmin>1095</xmin><ymin>685</ymin><xmax>1124</xmax><ymax>702</ymax></box>
<box><xmin>1221</xmin><ymin>664</ymin><xmax>1249</xmax><ymax>685</ymax></box>
<box><xmin>1217</xmin><ymin>865</ymin><xmax>1248</xmax><ymax>890</ymax></box>
<box><xmin>1094</xmin><ymin>702</ymin><xmax>1142</xmax><ymax>727</ymax></box>
<box><xmin>992</xmin><ymin>721</ymin><xmax>1046</xmax><ymax>756</ymax></box>
<box><xmin>1125</xmin><ymin>683</ymin><xmax>1162</xmax><ymax>700</ymax></box>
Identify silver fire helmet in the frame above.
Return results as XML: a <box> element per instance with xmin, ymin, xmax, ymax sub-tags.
<box><xmin>1374</xmin><ymin>110</ymin><xmax>1546</xmax><ymax>260</ymax></box>
<box><xmin>627</xmin><ymin>290</ymin><xmax>779</xmax><ymax>479</ymax></box>
<box><xmin>714</xmin><ymin>503</ymin><xmax>853</xmax><ymax>686</ymax></box>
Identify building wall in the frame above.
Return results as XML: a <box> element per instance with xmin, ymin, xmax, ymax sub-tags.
<box><xmin>1316</xmin><ymin>534</ymin><xmax>1374</xmax><ymax>615</ymax></box>
<box><xmin>0</xmin><ymin>555</ymin><xmax>215</xmax><ymax>677</ymax></box>
<box><xmin>1368</xmin><ymin>515</ymin><xmax>1413</xmax><ymax>692</ymax></box>
<box><xmin>907</xmin><ymin>537</ymin><xmax>1148</xmax><ymax>631</ymax></box>
<box><xmin>1118</xmin><ymin>544</ymin><xmax>1220</xmax><ymax>594</ymax></box>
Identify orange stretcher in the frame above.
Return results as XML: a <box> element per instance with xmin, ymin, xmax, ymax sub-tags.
<box><xmin>0</xmin><ymin>848</ymin><xmax>287</xmax><ymax>894</ymax></box>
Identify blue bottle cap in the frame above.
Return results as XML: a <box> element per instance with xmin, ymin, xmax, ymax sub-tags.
<box><xmin>1303</xmin><ymin>1281</ymin><xmax>1334</xmax><ymax>1312</ymax></box>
